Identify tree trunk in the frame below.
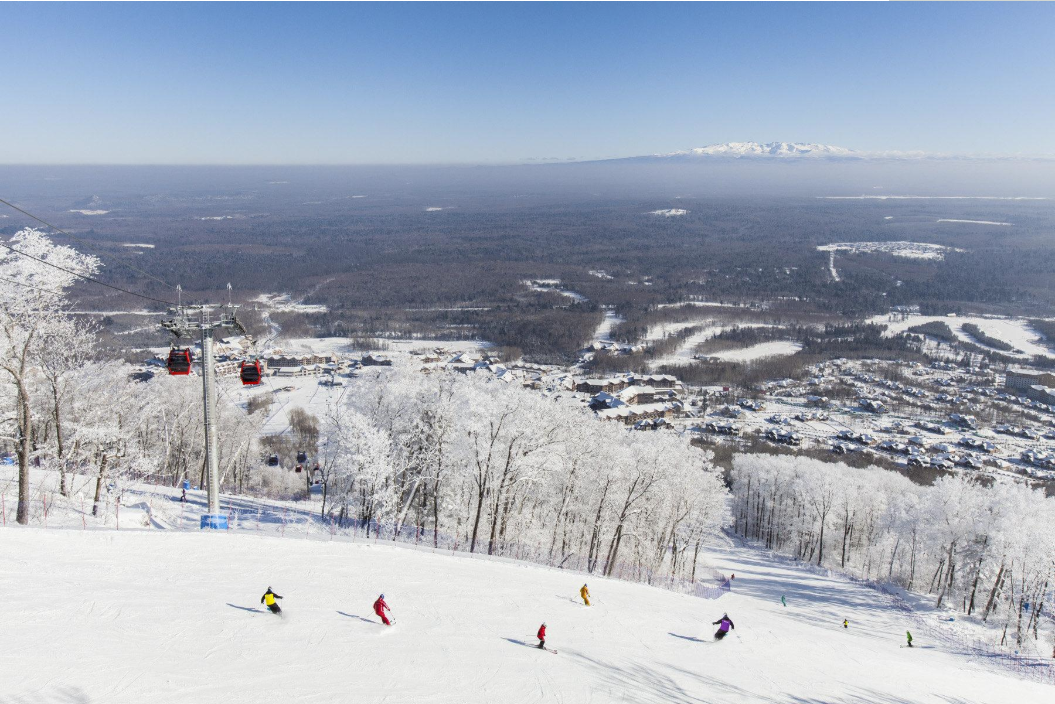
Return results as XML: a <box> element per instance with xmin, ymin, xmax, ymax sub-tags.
<box><xmin>469</xmin><ymin>480</ymin><xmax>487</xmax><ymax>553</ymax></box>
<box><xmin>52</xmin><ymin>383</ymin><xmax>69</xmax><ymax>497</ymax></box>
<box><xmin>92</xmin><ymin>454</ymin><xmax>109</xmax><ymax>517</ymax></box>
<box><xmin>15</xmin><ymin>378</ymin><xmax>33</xmax><ymax>525</ymax></box>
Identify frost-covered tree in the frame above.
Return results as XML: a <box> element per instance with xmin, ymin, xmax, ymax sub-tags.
<box><xmin>0</xmin><ymin>228</ymin><xmax>100</xmax><ymax>524</ymax></box>
<box><xmin>318</xmin><ymin>368</ymin><xmax>729</xmax><ymax>581</ymax></box>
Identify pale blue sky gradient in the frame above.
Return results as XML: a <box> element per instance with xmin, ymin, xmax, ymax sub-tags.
<box><xmin>1</xmin><ymin>2</ymin><xmax>1053</xmax><ymax>164</ymax></box>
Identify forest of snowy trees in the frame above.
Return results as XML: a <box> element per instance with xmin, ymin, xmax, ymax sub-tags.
<box><xmin>730</xmin><ymin>454</ymin><xmax>1055</xmax><ymax>650</ymax></box>
<box><xmin>317</xmin><ymin>370</ymin><xmax>729</xmax><ymax>581</ymax></box>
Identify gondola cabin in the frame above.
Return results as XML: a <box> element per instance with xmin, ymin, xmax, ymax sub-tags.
<box><xmin>240</xmin><ymin>360</ymin><xmax>262</xmax><ymax>386</ymax></box>
<box><xmin>167</xmin><ymin>348</ymin><xmax>192</xmax><ymax>376</ymax></box>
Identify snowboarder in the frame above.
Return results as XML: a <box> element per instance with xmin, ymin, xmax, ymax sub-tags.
<box><xmin>260</xmin><ymin>587</ymin><xmax>283</xmax><ymax>615</ymax></box>
<box><xmin>781</xmin><ymin>595</ymin><xmax>786</xmax><ymax>607</ymax></box>
<box><xmin>906</xmin><ymin>631</ymin><xmax>913</xmax><ymax>648</ymax></box>
<box><xmin>374</xmin><ymin>594</ymin><xmax>391</xmax><ymax>626</ymax></box>
<box><xmin>537</xmin><ymin>623</ymin><xmax>547</xmax><ymax>649</ymax></box>
<box><xmin>712</xmin><ymin>614</ymin><xmax>735</xmax><ymax>641</ymax></box>
<box><xmin>580</xmin><ymin>584</ymin><xmax>591</xmax><ymax>606</ymax></box>
<box><xmin>843</xmin><ymin>619</ymin><xmax>848</xmax><ymax>629</ymax></box>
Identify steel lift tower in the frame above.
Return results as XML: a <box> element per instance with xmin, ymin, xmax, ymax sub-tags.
<box><xmin>161</xmin><ymin>295</ymin><xmax>244</xmax><ymax>529</ymax></box>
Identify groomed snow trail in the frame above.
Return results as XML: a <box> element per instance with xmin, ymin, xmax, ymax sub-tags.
<box><xmin>2</xmin><ymin>529</ymin><xmax>1051</xmax><ymax>703</ymax></box>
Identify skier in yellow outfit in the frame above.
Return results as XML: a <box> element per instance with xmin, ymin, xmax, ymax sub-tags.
<box><xmin>580</xmin><ymin>584</ymin><xmax>591</xmax><ymax>606</ymax></box>
<box><xmin>260</xmin><ymin>586</ymin><xmax>283</xmax><ymax>615</ymax></box>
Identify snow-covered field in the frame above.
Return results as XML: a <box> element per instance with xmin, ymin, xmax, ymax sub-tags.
<box><xmin>523</xmin><ymin>280</ymin><xmax>588</xmax><ymax>303</ymax></box>
<box><xmin>937</xmin><ymin>219</ymin><xmax>1012</xmax><ymax>226</ymax></box>
<box><xmin>874</xmin><ymin>313</ymin><xmax>1054</xmax><ymax>358</ymax></box>
<box><xmin>3</xmin><ymin>525</ymin><xmax>1051</xmax><ymax>704</ymax></box>
<box><xmin>703</xmin><ymin>340</ymin><xmax>802</xmax><ymax>362</ymax></box>
<box><xmin>647</xmin><ymin>324</ymin><xmax>779</xmax><ymax>368</ymax></box>
<box><xmin>253</xmin><ymin>293</ymin><xmax>328</xmax><ymax>314</ymax></box>
<box><xmin>818</xmin><ymin>241</ymin><xmax>964</xmax><ymax>260</ymax></box>
<box><xmin>590</xmin><ymin>309</ymin><xmax>624</xmax><ymax>345</ymax></box>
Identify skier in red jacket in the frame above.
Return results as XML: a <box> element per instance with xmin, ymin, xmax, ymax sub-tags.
<box><xmin>537</xmin><ymin>623</ymin><xmax>547</xmax><ymax>649</ymax></box>
<box><xmin>373</xmin><ymin>594</ymin><xmax>391</xmax><ymax>626</ymax></box>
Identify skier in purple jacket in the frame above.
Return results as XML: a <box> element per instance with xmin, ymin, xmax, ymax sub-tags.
<box><xmin>712</xmin><ymin>614</ymin><xmax>735</xmax><ymax>641</ymax></box>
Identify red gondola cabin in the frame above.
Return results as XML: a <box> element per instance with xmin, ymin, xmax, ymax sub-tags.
<box><xmin>240</xmin><ymin>360</ymin><xmax>262</xmax><ymax>386</ymax></box>
<box><xmin>167</xmin><ymin>348</ymin><xmax>192</xmax><ymax>375</ymax></box>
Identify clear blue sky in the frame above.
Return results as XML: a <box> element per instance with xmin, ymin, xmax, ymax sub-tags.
<box><xmin>1</xmin><ymin>2</ymin><xmax>1053</xmax><ymax>164</ymax></box>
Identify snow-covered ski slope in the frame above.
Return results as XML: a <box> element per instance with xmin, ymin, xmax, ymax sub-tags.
<box><xmin>3</xmin><ymin>528</ymin><xmax>1051</xmax><ymax>704</ymax></box>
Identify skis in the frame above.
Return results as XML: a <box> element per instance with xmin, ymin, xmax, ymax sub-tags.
<box><xmin>522</xmin><ymin>640</ymin><xmax>558</xmax><ymax>654</ymax></box>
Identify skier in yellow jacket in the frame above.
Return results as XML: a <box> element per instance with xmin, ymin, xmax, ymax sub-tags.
<box><xmin>260</xmin><ymin>586</ymin><xmax>283</xmax><ymax>615</ymax></box>
<box><xmin>580</xmin><ymin>583</ymin><xmax>591</xmax><ymax>606</ymax></box>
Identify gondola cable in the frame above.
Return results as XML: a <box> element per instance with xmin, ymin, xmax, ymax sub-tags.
<box><xmin>0</xmin><ymin>195</ymin><xmax>175</xmax><ymax>291</ymax></box>
<box><xmin>0</xmin><ymin>240</ymin><xmax>175</xmax><ymax>307</ymax></box>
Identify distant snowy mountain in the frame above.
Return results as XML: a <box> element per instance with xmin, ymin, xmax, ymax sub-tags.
<box><xmin>667</xmin><ymin>141</ymin><xmax>860</xmax><ymax>158</ymax></box>
<box><xmin>607</xmin><ymin>141</ymin><xmax>940</xmax><ymax>163</ymax></box>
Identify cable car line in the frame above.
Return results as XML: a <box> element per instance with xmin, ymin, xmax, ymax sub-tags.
<box><xmin>0</xmin><ymin>273</ymin><xmax>70</xmax><ymax>298</ymax></box>
<box><xmin>0</xmin><ymin>240</ymin><xmax>175</xmax><ymax>306</ymax></box>
<box><xmin>0</xmin><ymin>196</ymin><xmax>176</xmax><ymax>291</ymax></box>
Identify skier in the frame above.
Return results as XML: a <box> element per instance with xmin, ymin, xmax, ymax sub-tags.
<box><xmin>712</xmin><ymin>614</ymin><xmax>735</xmax><ymax>641</ymax></box>
<box><xmin>781</xmin><ymin>595</ymin><xmax>786</xmax><ymax>607</ymax></box>
<box><xmin>843</xmin><ymin>619</ymin><xmax>849</xmax><ymax>629</ymax></box>
<box><xmin>580</xmin><ymin>584</ymin><xmax>591</xmax><ymax>606</ymax></box>
<box><xmin>373</xmin><ymin>594</ymin><xmax>391</xmax><ymax>626</ymax></box>
<box><xmin>537</xmin><ymin>622</ymin><xmax>547</xmax><ymax>649</ymax></box>
<box><xmin>906</xmin><ymin>630</ymin><xmax>913</xmax><ymax>648</ymax></box>
<box><xmin>260</xmin><ymin>587</ymin><xmax>283</xmax><ymax>615</ymax></box>
<box><xmin>180</xmin><ymin>488</ymin><xmax>187</xmax><ymax>503</ymax></box>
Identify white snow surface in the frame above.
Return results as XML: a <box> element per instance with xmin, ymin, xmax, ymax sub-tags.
<box><xmin>818</xmin><ymin>241</ymin><xmax>964</xmax><ymax>260</ymax></box>
<box><xmin>648</xmin><ymin>324</ymin><xmax>777</xmax><ymax>368</ymax></box>
<box><xmin>3</xmin><ymin>527</ymin><xmax>1051</xmax><ymax>703</ymax></box>
<box><xmin>703</xmin><ymin>340</ymin><xmax>802</xmax><ymax>362</ymax></box>
<box><xmin>591</xmin><ymin>309</ymin><xmax>624</xmax><ymax>345</ymax></box>
<box><xmin>647</xmin><ymin>208</ymin><xmax>688</xmax><ymax>216</ymax></box>
<box><xmin>874</xmin><ymin>314</ymin><xmax>1055</xmax><ymax>358</ymax></box>
<box><xmin>937</xmin><ymin>219</ymin><xmax>1013</xmax><ymax>226</ymax></box>
<box><xmin>68</xmin><ymin>209</ymin><xmax>109</xmax><ymax>215</ymax></box>
<box><xmin>121</xmin><ymin>243</ymin><xmax>156</xmax><ymax>248</ymax></box>
<box><xmin>253</xmin><ymin>293</ymin><xmax>328</xmax><ymax>314</ymax></box>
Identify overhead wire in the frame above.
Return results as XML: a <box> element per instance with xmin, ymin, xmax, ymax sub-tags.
<box><xmin>0</xmin><ymin>195</ymin><xmax>176</xmax><ymax>291</ymax></box>
<box><xmin>0</xmin><ymin>239</ymin><xmax>175</xmax><ymax>306</ymax></box>
<box><xmin>0</xmin><ymin>273</ymin><xmax>70</xmax><ymax>298</ymax></box>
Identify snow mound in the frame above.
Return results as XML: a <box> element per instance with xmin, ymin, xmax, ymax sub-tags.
<box><xmin>3</xmin><ymin>529</ymin><xmax>1050</xmax><ymax>703</ymax></box>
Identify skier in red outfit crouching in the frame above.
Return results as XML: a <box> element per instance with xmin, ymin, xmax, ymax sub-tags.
<box><xmin>374</xmin><ymin>594</ymin><xmax>392</xmax><ymax>625</ymax></box>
